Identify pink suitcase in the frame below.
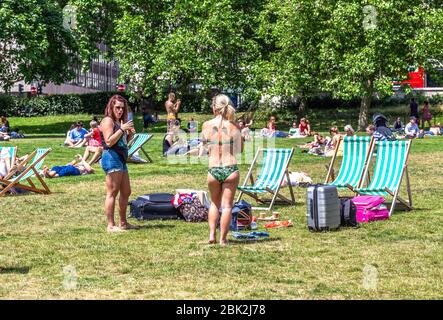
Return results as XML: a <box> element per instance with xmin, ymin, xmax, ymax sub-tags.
<box><xmin>352</xmin><ymin>196</ymin><xmax>390</xmax><ymax>223</ymax></box>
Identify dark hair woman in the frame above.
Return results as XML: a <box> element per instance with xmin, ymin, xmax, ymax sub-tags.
<box><xmin>100</xmin><ymin>95</ymin><xmax>137</xmax><ymax>232</ymax></box>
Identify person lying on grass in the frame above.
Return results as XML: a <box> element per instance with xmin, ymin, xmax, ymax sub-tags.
<box><xmin>41</xmin><ymin>157</ymin><xmax>94</xmax><ymax>178</ymax></box>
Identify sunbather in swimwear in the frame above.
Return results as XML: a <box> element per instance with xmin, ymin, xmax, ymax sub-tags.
<box><xmin>201</xmin><ymin>94</ymin><xmax>243</xmax><ymax>246</ymax></box>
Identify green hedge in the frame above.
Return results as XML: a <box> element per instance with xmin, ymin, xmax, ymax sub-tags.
<box><xmin>0</xmin><ymin>92</ymin><xmax>133</xmax><ymax>117</ymax></box>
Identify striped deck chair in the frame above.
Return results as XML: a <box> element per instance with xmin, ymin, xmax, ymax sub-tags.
<box><xmin>237</xmin><ymin>148</ymin><xmax>295</xmax><ymax>211</ymax></box>
<box><xmin>355</xmin><ymin>140</ymin><xmax>412</xmax><ymax>216</ymax></box>
<box><xmin>127</xmin><ymin>133</ymin><xmax>153</xmax><ymax>163</ymax></box>
<box><xmin>0</xmin><ymin>146</ymin><xmax>17</xmax><ymax>176</ymax></box>
<box><xmin>325</xmin><ymin>136</ymin><xmax>375</xmax><ymax>191</ymax></box>
<box><xmin>0</xmin><ymin>148</ymin><xmax>51</xmax><ymax>196</ymax></box>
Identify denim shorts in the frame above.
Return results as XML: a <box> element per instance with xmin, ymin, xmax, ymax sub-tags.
<box><xmin>101</xmin><ymin>149</ymin><xmax>128</xmax><ymax>175</ymax></box>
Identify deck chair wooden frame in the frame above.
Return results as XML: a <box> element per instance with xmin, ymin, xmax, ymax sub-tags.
<box><xmin>237</xmin><ymin>148</ymin><xmax>295</xmax><ymax>211</ymax></box>
<box><xmin>356</xmin><ymin>140</ymin><xmax>412</xmax><ymax>216</ymax></box>
<box><xmin>325</xmin><ymin>136</ymin><xmax>376</xmax><ymax>192</ymax></box>
<box><xmin>0</xmin><ymin>148</ymin><xmax>51</xmax><ymax>196</ymax></box>
<box><xmin>127</xmin><ymin>133</ymin><xmax>153</xmax><ymax>163</ymax></box>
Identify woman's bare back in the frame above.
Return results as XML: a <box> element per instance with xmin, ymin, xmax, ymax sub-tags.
<box><xmin>202</xmin><ymin>117</ymin><xmax>242</xmax><ymax>167</ymax></box>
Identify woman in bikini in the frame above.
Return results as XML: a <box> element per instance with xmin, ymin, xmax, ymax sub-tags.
<box><xmin>201</xmin><ymin>94</ymin><xmax>243</xmax><ymax>246</ymax></box>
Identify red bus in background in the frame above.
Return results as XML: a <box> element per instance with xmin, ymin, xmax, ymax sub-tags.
<box><xmin>400</xmin><ymin>66</ymin><xmax>425</xmax><ymax>88</ymax></box>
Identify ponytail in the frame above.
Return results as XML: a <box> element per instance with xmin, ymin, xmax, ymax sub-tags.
<box><xmin>212</xmin><ymin>94</ymin><xmax>236</xmax><ymax>122</ymax></box>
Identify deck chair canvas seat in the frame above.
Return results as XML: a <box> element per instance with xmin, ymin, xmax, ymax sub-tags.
<box><xmin>127</xmin><ymin>133</ymin><xmax>153</xmax><ymax>163</ymax></box>
<box><xmin>93</xmin><ymin>133</ymin><xmax>153</xmax><ymax>164</ymax></box>
<box><xmin>237</xmin><ymin>148</ymin><xmax>295</xmax><ymax>211</ymax></box>
<box><xmin>325</xmin><ymin>136</ymin><xmax>375</xmax><ymax>191</ymax></box>
<box><xmin>355</xmin><ymin>140</ymin><xmax>412</xmax><ymax>216</ymax></box>
<box><xmin>0</xmin><ymin>148</ymin><xmax>51</xmax><ymax>196</ymax></box>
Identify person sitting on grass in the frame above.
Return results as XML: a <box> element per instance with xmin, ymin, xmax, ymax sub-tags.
<box><xmin>288</xmin><ymin>121</ymin><xmax>302</xmax><ymax>138</ymax></box>
<box><xmin>187</xmin><ymin>118</ymin><xmax>198</xmax><ymax>133</ymax></box>
<box><xmin>299</xmin><ymin>118</ymin><xmax>311</xmax><ymax>136</ymax></box>
<box><xmin>260</xmin><ymin>116</ymin><xmax>276</xmax><ymax>137</ymax></box>
<box><xmin>64</xmin><ymin>123</ymin><xmax>76</xmax><ymax>145</ymax></box>
<box><xmin>41</xmin><ymin>157</ymin><xmax>94</xmax><ymax>178</ymax></box>
<box><xmin>84</xmin><ymin>120</ymin><xmax>102</xmax><ymax>147</ymax></box>
<box><xmin>429</xmin><ymin>123</ymin><xmax>442</xmax><ymax>136</ymax></box>
<box><xmin>404</xmin><ymin>117</ymin><xmax>420</xmax><ymax>139</ymax></box>
<box><xmin>324</xmin><ymin>126</ymin><xmax>342</xmax><ymax>157</ymax></box>
<box><xmin>344</xmin><ymin>125</ymin><xmax>355</xmax><ymax>136</ymax></box>
<box><xmin>162</xmin><ymin>121</ymin><xmax>181</xmax><ymax>156</ymax></box>
<box><xmin>0</xmin><ymin>131</ymin><xmax>10</xmax><ymax>141</ymax></box>
<box><xmin>392</xmin><ymin>117</ymin><xmax>404</xmax><ymax>133</ymax></box>
<box><xmin>79</xmin><ymin>120</ymin><xmax>103</xmax><ymax>163</ymax></box>
<box><xmin>0</xmin><ymin>116</ymin><xmax>10</xmax><ymax>133</ymax></box>
<box><xmin>65</xmin><ymin>121</ymin><xmax>89</xmax><ymax>147</ymax></box>
<box><xmin>238</xmin><ymin>120</ymin><xmax>251</xmax><ymax>141</ymax></box>
<box><xmin>366</xmin><ymin>124</ymin><xmax>386</xmax><ymax>141</ymax></box>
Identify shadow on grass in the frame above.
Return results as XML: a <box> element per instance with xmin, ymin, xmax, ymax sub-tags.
<box><xmin>0</xmin><ymin>266</ymin><xmax>30</xmax><ymax>274</ymax></box>
<box><xmin>21</xmin><ymin>135</ymin><xmax>65</xmax><ymax>139</ymax></box>
<box><xmin>129</xmin><ymin>223</ymin><xmax>176</xmax><ymax>230</ymax></box>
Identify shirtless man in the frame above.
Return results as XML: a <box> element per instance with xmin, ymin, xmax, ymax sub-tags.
<box><xmin>165</xmin><ymin>92</ymin><xmax>181</xmax><ymax>130</ymax></box>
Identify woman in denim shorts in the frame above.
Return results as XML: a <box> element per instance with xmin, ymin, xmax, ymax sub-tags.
<box><xmin>101</xmin><ymin>95</ymin><xmax>138</xmax><ymax>232</ymax></box>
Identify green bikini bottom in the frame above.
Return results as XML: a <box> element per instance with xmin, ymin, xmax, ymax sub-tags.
<box><xmin>208</xmin><ymin>165</ymin><xmax>239</xmax><ymax>183</ymax></box>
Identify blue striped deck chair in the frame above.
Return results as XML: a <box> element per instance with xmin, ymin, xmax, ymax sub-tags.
<box><xmin>325</xmin><ymin>136</ymin><xmax>375</xmax><ymax>191</ymax></box>
<box><xmin>355</xmin><ymin>140</ymin><xmax>412</xmax><ymax>216</ymax></box>
<box><xmin>0</xmin><ymin>148</ymin><xmax>51</xmax><ymax>196</ymax></box>
<box><xmin>0</xmin><ymin>146</ymin><xmax>17</xmax><ymax>175</ymax></box>
<box><xmin>127</xmin><ymin>133</ymin><xmax>153</xmax><ymax>163</ymax></box>
<box><xmin>237</xmin><ymin>148</ymin><xmax>295</xmax><ymax>211</ymax></box>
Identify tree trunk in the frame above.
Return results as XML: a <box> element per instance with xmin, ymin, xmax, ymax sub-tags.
<box><xmin>298</xmin><ymin>96</ymin><xmax>307</xmax><ymax>118</ymax></box>
<box><xmin>358</xmin><ymin>79</ymin><xmax>374</xmax><ymax>130</ymax></box>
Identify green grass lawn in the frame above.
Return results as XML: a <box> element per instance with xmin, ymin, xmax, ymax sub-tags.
<box><xmin>0</xmin><ymin>113</ymin><xmax>442</xmax><ymax>299</ymax></box>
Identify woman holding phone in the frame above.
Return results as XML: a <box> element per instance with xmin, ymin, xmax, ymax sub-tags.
<box><xmin>100</xmin><ymin>95</ymin><xmax>137</xmax><ymax>232</ymax></box>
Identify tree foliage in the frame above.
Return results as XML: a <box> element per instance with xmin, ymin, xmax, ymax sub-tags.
<box><xmin>0</xmin><ymin>0</ymin><xmax>77</xmax><ymax>91</ymax></box>
<box><xmin>258</xmin><ymin>0</ymin><xmax>443</xmax><ymax>127</ymax></box>
<box><xmin>71</xmin><ymin>0</ymin><xmax>266</xmax><ymax>105</ymax></box>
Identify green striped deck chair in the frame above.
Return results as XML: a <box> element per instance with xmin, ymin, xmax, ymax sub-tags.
<box><xmin>0</xmin><ymin>148</ymin><xmax>51</xmax><ymax>196</ymax></box>
<box><xmin>0</xmin><ymin>146</ymin><xmax>17</xmax><ymax>176</ymax></box>
<box><xmin>237</xmin><ymin>148</ymin><xmax>295</xmax><ymax>211</ymax></box>
<box><xmin>356</xmin><ymin>140</ymin><xmax>412</xmax><ymax>215</ymax></box>
<box><xmin>127</xmin><ymin>133</ymin><xmax>153</xmax><ymax>163</ymax></box>
<box><xmin>325</xmin><ymin>136</ymin><xmax>375</xmax><ymax>191</ymax></box>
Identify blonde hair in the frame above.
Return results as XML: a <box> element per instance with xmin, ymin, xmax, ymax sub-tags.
<box><xmin>90</xmin><ymin>120</ymin><xmax>98</xmax><ymax>128</ymax></box>
<box><xmin>344</xmin><ymin>125</ymin><xmax>354</xmax><ymax>133</ymax></box>
<box><xmin>329</xmin><ymin>126</ymin><xmax>339</xmax><ymax>134</ymax></box>
<box><xmin>212</xmin><ymin>94</ymin><xmax>235</xmax><ymax>122</ymax></box>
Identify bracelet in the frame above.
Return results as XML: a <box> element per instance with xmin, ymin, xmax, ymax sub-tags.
<box><xmin>119</xmin><ymin>128</ymin><xmax>125</xmax><ymax>134</ymax></box>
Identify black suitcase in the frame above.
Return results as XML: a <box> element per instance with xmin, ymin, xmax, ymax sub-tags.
<box><xmin>129</xmin><ymin>193</ymin><xmax>179</xmax><ymax>220</ymax></box>
<box><xmin>340</xmin><ymin>198</ymin><xmax>359</xmax><ymax>228</ymax></box>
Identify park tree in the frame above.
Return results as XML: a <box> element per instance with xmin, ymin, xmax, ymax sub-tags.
<box><xmin>320</xmin><ymin>0</ymin><xmax>443</xmax><ymax>128</ymax></box>
<box><xmin>256</xmin><ymin>0</ymin><xmax>330</xmax><ymax>116</ymax></box>
<box><xmin>70</xmin><ymin>0</ymin><xmax>265</xmax><ymax>105</ymax></box>
<box><xmin>258</xmin><ymin>0</ymin><xmax>443</xmax><ymax>128</ymax></box>
<box><xmin>0</xmin><ymin>0</ymin><xmax>77</xmax><ymax>92</ymax></box>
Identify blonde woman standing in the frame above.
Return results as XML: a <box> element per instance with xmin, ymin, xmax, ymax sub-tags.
<box><xmin>201</xmin><ymin>94</ymin><xmax>243</xmax><ymax>245</ymax></box>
